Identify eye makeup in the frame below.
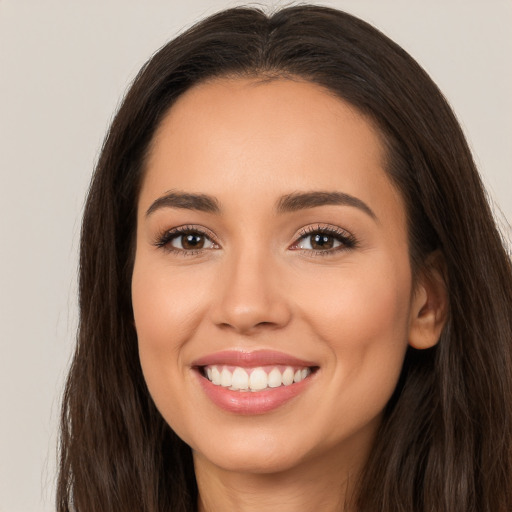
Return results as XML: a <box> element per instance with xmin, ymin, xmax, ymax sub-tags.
<box><xmin>153</xmin><ymin>224</ymin><xmax>220</xmax><ymax>256</ymax></box>
<box><xmin>153</xmin><ymin>222</ymin><xmax>358</xmax><ymax>257</ymax></box>
<box><xmin>290</xmin><ymin>224</ymin><xmax>358</xmax><ymax>256</ymax></box>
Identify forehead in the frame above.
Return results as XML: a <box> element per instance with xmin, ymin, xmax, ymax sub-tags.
<box><xmin>140</xmin><ymin>77</ymin><xmax>404</xmax><ymax>225</ymax></box>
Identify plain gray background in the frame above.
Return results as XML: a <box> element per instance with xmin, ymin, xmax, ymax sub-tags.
<box><xmin>1</xmin><ymin>1</ymin><xmax>510</xmax><ymax>511</ymax></box>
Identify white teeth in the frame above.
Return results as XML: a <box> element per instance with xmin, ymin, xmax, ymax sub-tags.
<box><xmin>220</xmin><ymin>367</ymin><xmax>232</xmax><ymax>387</ymax></box>
<box><xmin>211</xmin><ymin>366</ymin><xmax>221</xmax><ymax>385</ymax></box>
<box><xmin>282</xmin><ymin>367</ymin><xmax>294</xmax><ymax>386</ymax></box>
<box><xmin>268</xmin><ymin>368</ymin><xmax>282</xmax><ymax>388</ymax></box>
<box><xmin>249</xmin><ymin>368</ymin><xmax>268</xmax><ymax>391</ymax></box>
<box><xmin>231</xmin><ymin>367</ymin><xmax>249</xmax><ymax>390</ymax></box>
<box><xmin>203</xmin><ymin>365</ymin><xmax>313</xmax><ymax>391</ymax></box>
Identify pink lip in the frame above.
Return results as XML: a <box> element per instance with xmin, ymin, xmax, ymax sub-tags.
<box><xmin>191</xmin><ymin>350</ymin><xmax>318</xmax><ymax>415</ymax></box>
<box><xmin>196</xmin><ymin>375</ymin><xmax>313</xmax><ymax>415</ymax></box>
<box><xmin>192</xmin><ymin>349</ymin><xmax>317</xmax><ymax>368</ymax></box>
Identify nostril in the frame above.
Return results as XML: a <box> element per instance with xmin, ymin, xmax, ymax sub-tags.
<box><xmin>255</xmin><ymin>321</ymin><xmax>276</xmax><ymax>328</ymax></box>
<box><xmin>215</xmin><ymin>318</ymin><xmax>286</xmax><ymax>334</ymax></box>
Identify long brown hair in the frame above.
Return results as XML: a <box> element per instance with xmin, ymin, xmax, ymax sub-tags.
<box><xmin>58</xmin><ymin>5</ymin><xmax>512</xmax><ymax>511</ymax></box>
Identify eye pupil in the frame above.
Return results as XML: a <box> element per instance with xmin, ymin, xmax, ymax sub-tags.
<box><xmin>182</xmin><ymin>233</ymin><xmax>204</xmax><ymax>250</ymax></box>
<box><xmin>311</xmin><ymin>233</ymin><xmax>334</xmax><ymax>250</ymax></box>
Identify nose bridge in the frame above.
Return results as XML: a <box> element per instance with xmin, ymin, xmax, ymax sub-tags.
<box><xmin>212</xmin><ymin>242</ymin><xmax>290</xmax><ymax>333</ymax></box>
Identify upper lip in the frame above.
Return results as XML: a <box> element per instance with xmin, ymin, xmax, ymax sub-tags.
<box><xmin>191</xmin><ymin>350</ymin><xmax>318</xmax><ymax>368</ymax></box>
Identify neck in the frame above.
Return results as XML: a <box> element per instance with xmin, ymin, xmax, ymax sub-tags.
<box><xmin>194</xmin><ymin>446</ymin><xmax>364</xmax><ymax>512</ymax></box>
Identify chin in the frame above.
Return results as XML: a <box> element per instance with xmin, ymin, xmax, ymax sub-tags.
<box><xmin>193</xmin><ymin>437</ymin><xmax>310</xmax><ymax>475</ymax></box>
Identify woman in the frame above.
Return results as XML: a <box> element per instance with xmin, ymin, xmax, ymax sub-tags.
<box><xmin>57</xmin><ymin>5</ymin><xmax>512</xmax><ymax>511</ymax></box>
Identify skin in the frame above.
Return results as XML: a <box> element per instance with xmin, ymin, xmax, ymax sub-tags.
<box><xmin>132</xmin><ymin>77</ymin><xmax>447</xmax><ymax>511</ymax></box>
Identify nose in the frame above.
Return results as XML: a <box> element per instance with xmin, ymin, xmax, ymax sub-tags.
<box><xmin>210</xmin><ymin>250</ymin><xmax>292</xmax><ymax>335</ymax></box>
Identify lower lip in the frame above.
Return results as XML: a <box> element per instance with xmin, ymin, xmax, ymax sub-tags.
<box><xmin>195</xmin><ymin>371</ymin><xmax>314</xmax><ymax>415</ymax></box>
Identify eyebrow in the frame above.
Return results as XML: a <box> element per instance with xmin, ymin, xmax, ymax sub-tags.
<box><xmin>146</xmin><ymin>191</ymin><xmax>220</xmax><ymax>216</ymax></box>
<box><xmin>146</xmin><ymin>189</ymin><xmax>376</xmax><ymax>220</ymax></box>
<box><xmin>276</xmin><ymin>191</ymin><xmax>376</xmax><ymax>219</ymax></box>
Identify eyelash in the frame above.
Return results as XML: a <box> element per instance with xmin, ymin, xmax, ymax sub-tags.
<box><xmin>154</xmin><ymin>225</ymin><xmax>219</xmax><ymax>256</ymax></box>
<box><xmin>154</xmin><ymin>224</ymin><xmax>358</xmax><ymax>256</ymax></box>
<box><xmin>292</xmin><ymin>224</ymin><xmax>358</xmax><ymax>256</ymax></box>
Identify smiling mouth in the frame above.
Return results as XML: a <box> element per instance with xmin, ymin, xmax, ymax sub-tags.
<box><xmin>199</xmin><ymin>364</ymin><xmax>318</xmax><ymax>392</ymax></box>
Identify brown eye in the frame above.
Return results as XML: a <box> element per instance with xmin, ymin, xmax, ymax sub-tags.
<box><xmin>179</xmin><ymin>233</ymin><xmax>205</xmax><ymax>250</ymax></box>
<box><xmin>165</xmin><ymin>230</ymin><xmax>216</xmax><ymax>251</ymax></box>
<box><xmin>295</xmin><ymin>231</ymin><xmax>343</xmax><ymax>251</ymax></box>
<box><xmin>310</xmin><ymin>233</ymin><xmax>335</xmax><ymax>250</ymax></box>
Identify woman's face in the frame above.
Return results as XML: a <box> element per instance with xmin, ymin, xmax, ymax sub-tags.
<box><xmin>132</xmin><ymin>77</ymin><xmax>425</xmax><ymax>476</ymax></box>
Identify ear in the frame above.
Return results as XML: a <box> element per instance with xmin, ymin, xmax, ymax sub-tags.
<box><xmin>408</xmin><ymin>251</ymin><xmax>449</xmax><ymax>350</ymax></box>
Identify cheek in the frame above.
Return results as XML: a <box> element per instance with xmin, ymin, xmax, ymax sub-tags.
<box><xmin>132</xmin><ymin>258</ymin><xmax>210</xmax><ymax>355</ymax></box>
<box><xmin>131</xmin><ymin>257</ymin><xmax>213</xmax><ymax>437</ymax></box>
<box><xmin>288</xmin><ymin>260</ymin><xmax>411</xmax><ymax>444</ymax></box>
<box><xmin>303</xmin><ymin>261</ymin><xmax>410</xmax><ymax>333</ymax></box>
<box><xmin>296</xmin><ymin>258</ymin><xmax>412</xmax><ymax>389</ymax></box>
<box><xmin>131</xmin><ymin>257</ymin><xmax>206</xmax><ymax>412</ymax></box>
